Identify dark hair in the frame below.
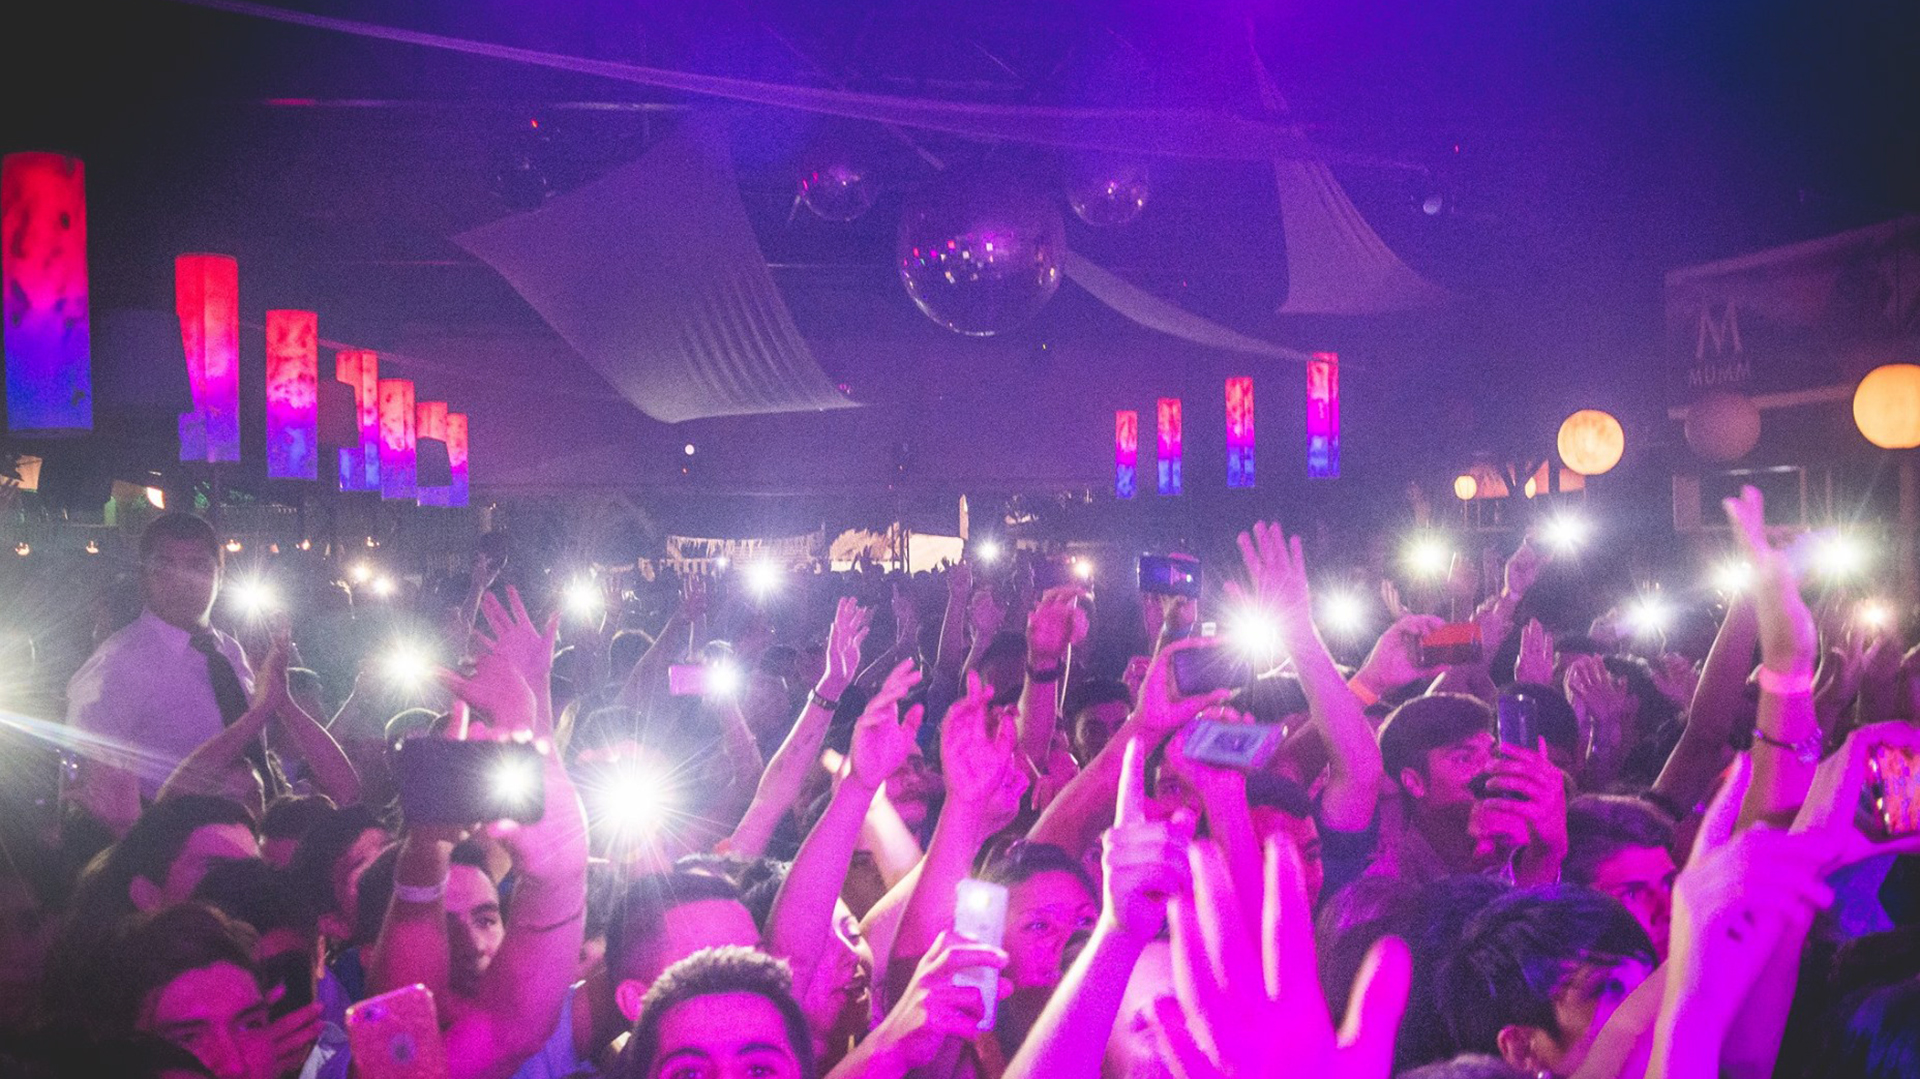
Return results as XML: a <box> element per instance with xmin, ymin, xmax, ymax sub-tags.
<box><xmin>58</xmin><ymin>795</ymin><xmax>255</xmax><ymax>951</ymax></box>
<box><xmin>1396</xmin><ymin>1055</ymin><xmax>1531</xmax><ymax>1079</ymax></box>
<box><xmin>1824</xmin><ymin>979</ymin><xmax>1920</xmax><ymax>1079</ymax></box>
<box><xmin>1504</xmin><ymin>683</ymin><xmax>1580</xmax><ymax>763</ymax></box>
<box><xmin>621</xmin><ymin>946</ymin><xmax>815</xmax><ymax>1079</ymax></box>
<box><xmin>1378</xmin><ymin>694</ymin><xmax>1493</xmax><ymax>785</ymax></box>
<box><xmin>1435</xmin><ymin>885</ymin><xmax>1655</xmax><ymax>1056</ymax></box>
<box><xmin>351</xmin><ymin>842</ymin><xmax>491</xmax><ymax>948</ymax></box>
<box><xmin>190</xmin><ymin>858</ymin><xmax>314</xmax><ymax>937</ymax></box>
<box><xmin>0</xmin><ymin>1026</ymin><xmax>215</xmax><ymax>1079</ymax></box>
<box><xmin>1563</xmin><ymin>795</ymin><xmax>1675</xmax><ymax>887</ymax></box>
<box><xmin>978</xmin><ymin>841</ymin><xmax>1095</xmax><ymax>898</ymax></box>
<box><xmin>1245</xmin><ymin>772</ymin><xmax>1316</xmax><ymax>819</ymax></box>
<box><xmin>86</xmin><ymin>903</ymin><xmax>261</xmax><ymax>1033</ymax></box>
<box><xmin>1063</xmin><ymin>679</ymin><xmax>1132</xmax><ymax>719</ymax></box>
<box><xmin>286</xmin><ymin>804</ymin><xmax>388</xmax><ymax>921</ymax></box>
<box><xmin>260</xmin><ymin>793</ymin><xmax>337</xmax><ymax>843</ymax></box>
<box><xmin>606</xmin><ymin>871</ymin><xmax>750</xmax><ymax>981</ymax></box>
<box><xmin>138</xmin><ymin>513</ymin><xmax>221</xmax><ymax>565</ymax></box>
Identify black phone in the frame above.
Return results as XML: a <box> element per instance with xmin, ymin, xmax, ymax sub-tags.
<box><xmin>260</xmin><ymin>949</ymin><xmax>315</xmax><ymax>1020</ymax></box>
<box><xmin>1239</xmin><ymin>673</ymin><xmax>1310</xmax><ymax>723</ymax></box>
<box><xmin>397</xmin><ymin>739</ymin><xmax>546</xmax><ymax>827</ymax></box>
<box><xmin>1417</xmin><ymin>622</ymin><xmax>1485</xmax><ymax>668</ymax></box>
<box><xmin>1170</xmin><ymin>643</ymin><xmax>1253</xmax><ymax>698</ymax></box>
<box><xmin>1138</xmin><ymin>554</ymin><xmax>1201</xmax><ymax>599</ymax></box>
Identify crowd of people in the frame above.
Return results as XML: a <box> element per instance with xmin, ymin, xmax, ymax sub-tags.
<box><xmin>0</xmin><ymin>490</ymin><xmax>1917</xmax><ymax>1079</ymax></box>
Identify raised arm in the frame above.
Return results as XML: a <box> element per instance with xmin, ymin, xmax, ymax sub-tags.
<box><xmin>158</xmin><ymin>637</ymin><xmax>287</xmax><ymax>806</ymax></box>
<box><xmin>272</xmin><ymin>694</ymin><xmax>362</xmax><ymax>806</ymax></box>
<box><xmin>617</xmin><ymin>576</ymin><xmax>703</xmax><ymax>710</ymax></box>
<box><xmin>726</xmin><ymin>598</ymin><xmax>869</xmax><ymax>858</ymax></box>
<box><xmin>1017</xmin><ymin>586</ymin><xmax>1087</xmax><ymax>768</ymax></box>
<box><xmin>1651</xmin><ymin>592</ymin><xmax>1756</xmax><ymax>813</ymax></box>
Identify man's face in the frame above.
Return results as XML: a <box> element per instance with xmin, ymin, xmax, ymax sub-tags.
<box><xmin>148</xmin><ymin>824</ymin><xmax>259</xmax><ymax>909</ymax></box>
<box><xmin>142</xmin><ymin>537</ymin><xmax>221</xmax><ymax>629</ymax></box>
<box><xmin>647</xmin><ymin>991</ymin><xmax>803</xmax><ymax>1079</ymax></box>
<box><xmin>617</xmin><ymin>898</ymin><xmax>762</xmax><ymax>1023</ymax></box>
<box><xmin>1532</xmin><ymin>958</ymin><xmax>1654</xmax><ymax>1076</ymax></box>
<box><xmin>446</xmin><ymin>864</ymin><xmax>504</xmax><ymax>996</ymax></box>
<box><xmin>1250</xmin><ymin>809</ymin><xmax>1324</xmax><ymax>905</ymax></box>
<box><xmin>1408</xmin><ymin>732</ymin><xmax>1495</xmax><ymax>809</ymax></box>
<box><xmin>1587</xmin><ymin>846</ymin><xmax>1676</xmax><ymax>960</ymax></box>
<box><xmin>139</xmin><ymin>962</ymin><xmax>277</xmax><ymax>1079</ymax></box>
<box><xmin>1072</xmin><ymin>701</ymin><xmax>1131</xmax><ymax>763</ymax></box>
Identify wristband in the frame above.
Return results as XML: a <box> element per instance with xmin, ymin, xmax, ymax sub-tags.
<box><xmin>1751</xmin><ymin>725</ymin><xmax>1823</xmax><ymax>765</ymax></box>
<box><xmin>1347</xmin><ymin>677</ymin><xmax>1381</xmax><ymax>707</ymax></box>
<box><xmin>809</xmin><ymin>689</ymin><xmax>841</xmax><ymax>712</ymax></box>
<box><xmin>393</xmin><ymin>876</ymin><xmax>448</xmax><ymax>905</ymax></box>
<box><xmin>1026</xmin><ymin>663</ymin><xmax>1064</xmax><ymax>685</ymax></box>
<box><xmin>1756</xmin><ymin>666</ymin><xmax>1815</xmax><ymax>697</ymax></box>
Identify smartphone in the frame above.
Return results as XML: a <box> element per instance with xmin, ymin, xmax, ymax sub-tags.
<box><xmin>1865</xmin><ymin>742</ymin><xmax>1920</xmax><ymax>839</ymax></box>
<box><xmin>1418</xmin><ymin>622</ymin><xmax>1485</xmax><ymax>668</ymax></box>
<box><xmin>1138</xmin><ymin>554</ymin><xmax>1201</xmax><ymax>599</ymax></box>
<box><xmin>1170</xmin><ymin>643</ymin><xmax>1253</xmax><ymax>698</ymax></box>
<box><xmin>1495</xmin><ymin>690</ymin><xmax>1540</xmax><ymax>749</ymax></box>
<box><xmin>1184</xmin><ymin>718</ymin><xmax>1285</xmax><ymax>771</ymax></box>
<box><xmin>667</xmin><ymin>664</ymin><xmax>706</xmax><ymax>697</ymax></box>
<box><xmin>346</xmin><ymin>984</ymin><xmax>448</xmax><ymax>1079</ymax></box>
<box><xmin>952</xmin><ymin>878</ymin><xmax>1009</xmax><ymax>1031</ymax></box>
<box><xmin>260</xmin><ymin>950</ymin><xmax>315</xmax><ymax>1021</ymax></box>
<box><xmin>396</xmin><ymin>739</ymin><xmax>545</xmax><ymax>827</ymax></box>
<box><xmin>1240</xmin><ymin>673</ymin><xmax>1310</xmax><ymax>723</ymax></box>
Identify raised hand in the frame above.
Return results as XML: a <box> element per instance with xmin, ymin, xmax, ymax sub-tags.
<box><xmin>1566</xmin><ymin>654</ymin><xmax>1635</xmax><ymax>773</ymax></box>
<box><xmin>968</xmin><ymin>588</ymin><xmax>1006</xmax><ymax>643</ymax></box>
<box><xmin>1722</xmin><ymin>486</ymin><xmax>1816</xmax><ymax>676</ymax></box>
<box><xmin>863</xmin><ymin>930</ymin><xmax>1007</xmax><ymax>1071</ymax></box>
<box><xmin>473</xmin><ymin>587</ymin><xmax>561</xmax><ymax>703</ymax></box>
<box><xmin>942</xmin><ymin>671</ymin><xmax>1016</xmax><ymax>804</ymax></box>
<box><xmin>679</xmin><ymin>572</ymin><xmax>710</xmax><ymax>621</ymax></box>
<box><xmin>849</xmin><ymin>659</ymin><xmax>924</xmax><ymax>790</ymax></box>
<box><xmin>1027</xmin><ymin>586</ymin><xmax>1090</xmax><ymax>667</ymax></box>
<box><xmin>947</xmin><ymin>559</ymin><xmax>974</xmax><ymax>602</ymax></box>
<box><xmin>1103</xmin><ymin>737</ymin><xmax>1193</xmax><ymax>940</ymax></box>
<box><xmin>1789</xmin><ymin>721</ymin><xmax>1920</xmax><ymax>865</ymax></box>
<box><xmin>1513</xmin><ymin>619</ymin><xmax>1556</xmax><ymax>686</ymax></box>
<box><xmin>1150</xmin><ymin>836</ymin><xmax>1410</xmax><ymax>1079</ymax></box>
<box><xmin>1469</xmin><ymin>738</ymin><xmax>1569</xmax><ymax>885</ymax></box>
<box><xmin>1648</xmin><ymin>652</ymin><xmax>1701</xmax><ymax>709</ymax></box>
<box><xmin>823</xmin><ymin>597</ymin><xmax>873</xmax><ymax>692</ymax></box>
<box><xmin>1352</xmin><ymin>613</ymin><xmax>1446</xmax><ymax>698</ymax></box>
<box><xmin>1130</xmin><ymin>638</ymin><xmax>1234</xmax><ymax>741</ymax></box>
<box><xmin>1504</xmin><ymin>536</ymin><xmax>1547</xmax><ymax>597</ymax></box>
<box><xmin>1227</xmin><ymin>521</ymin><xmax>1312</xmax><ymax>634</ymax></box>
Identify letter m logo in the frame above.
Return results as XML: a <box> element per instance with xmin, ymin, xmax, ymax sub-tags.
<box><xmin>1696</xmin><ymin>302</ymin><xmax>1743</xmax><ymax>360</ymax></box>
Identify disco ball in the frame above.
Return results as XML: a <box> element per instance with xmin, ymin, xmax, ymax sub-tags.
<box><xmin>897</xmin><ymin>174</ymin><xmax>1066</xmax><ymax>337</ymax></box>
<box><xmin>798</xmin><ymin>162</ymin><xmax>875</xmax><ymax>223</ymax></box>
<box><xmin>1066</xmin><ymin>160</ymin><xmax>1149</xmax><ymax>227</ymax></box>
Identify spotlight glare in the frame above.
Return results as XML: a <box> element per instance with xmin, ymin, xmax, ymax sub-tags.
<box><xmin>1812</xmin><ymin>532</ymin><xmax>1869</xmax><ymax>579</ymax></box>
<box><xmin>683</xmin><ymin>443</ymin><xmax>696</xmax><ymax>457</ymax></box>
<box><xmin>1859</xmin><ymin>599</ymin><xmax>1894</xmax><ymax>631</ymax></box>
<box><xmin>1541</xmin><ymin>514</ymin><xmax>1590</xmax><ymax>553</ymax></box>
<box><xmin>976</xmin><ymin>539</ymin><xmax>1003</xmax><ymax>564</ymax></box>
<box><xmin>1627</xmin><ymin>595</ymin><xmax>1673</xmax><ymax>635</ymax></box>
<box><xmin>744</xmin><ymin>561</ymin><xmax>782</xmax><ymax>597</ymax></box>
<box><xmin>1071</xmin><ymin>557</ymin><xmax>1094</xmax><ymax>581</ymax></box>
<box><xmin>1405</xmin><ymin>535</ymin><xmax>1450</xmax><ymax>579</ymax></box>
<box><xmin>348</xmin><ymin>562</ymin><xmax>373</xmax><ymax>584</ymax></box>
<box><xmin>564</xmin><ymin>578</ymin><xmax>603</xmax><ymax>618</ymax></box>
<box><xmin>1319</xmin><ymin>590</ymin><xmax>1367</xmax><ymax>636</ymax></box>
<box><xmin>1710</xmin><ymin>560</ymin><xmax>1753</xmax><ymax>594</ymax></box>
<box><xmin>371</xmin><ymin>576</ymin><xmax>396</xmax><ymax>598</ymax></box>
<box><xmin>230</xmin><ymin>578</ymin><xmax>278</xmax><ymax>617</ymax></box>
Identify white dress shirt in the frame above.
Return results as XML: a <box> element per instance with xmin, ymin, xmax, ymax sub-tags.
<box><xmin>66</xmin><ymin>610</ymin><xmax>255</xmax><ymax>799</ymax></box>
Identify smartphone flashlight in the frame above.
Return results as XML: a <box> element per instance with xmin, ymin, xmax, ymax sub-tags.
<box><xmin>975</xmin><ymin>540</ymin><xmax>1003</xmax><ymax>564</ymax></box>
<box><xmin>383</xmin><ymin>643</ymin><xmax>434</xmax><ymax>688</ymax></box>
<box><xmin>1710</xmin><ymin>560</ymin><xmax>1752</xmax><ymax>594</ymax></box>
<box><xmin>1318</xmin><ymin>590</ymin><xmax>1367</xmax><ymax>636</ymax></box>
<box><xmin>745</xmin><ymin>561</ymin><xmax>782</xmax><ymax>597</ymax></box>
<box><xmin>564</xmin><ymin>578</ymin><xmax>602</xmax><ymax>618</ymax></box>
<box><xmin>348</xmin><ymin>562</ymin><xmax>373</xmax><ymax>584</ymax></box>
<box><xmin>1225</xmin><ymin>608</ymin><xmax>1284</xmax><ymax>663</ymax></box>
<box><xmin>952</xmin><ymin>879</ymin><xmax>1010</xmax><ymax>1031</ymax></box>
<box><xmin>1404</xmin><ymin>535</ymin><xmax>1450</xmax><ymax>579</ymax></box>
<box><xmin>1627</xmin><ymin>595</ymin><xmax>1672</xmax><ymax>635</ymax></box>
<box><xmin>229</xmin><ymin>578</ymin><xmax>278</xmax><ymax>617</ymax></box>
<box><xmin>1541</xmin><ymin>514</ymin><xmax>1589</xmax><ymax>553</ymax></box>
<box><xmin>1813</xmin><ymin>532</ymin><xmax>1869</xmax><ymax>579</ymax></box>
<box><xmin>1071</xmin><ymin>557</ymin><xmax>1094</xmax><ymax>581</ymax></box>
<box><xmin>370</xmin><ymin>576</ymin><xmax>397</xmax><ymax>598</ymax></box>
<box><xmin>1859</xmin><ymin>600</ymin><xmax>1895</xmax><ymax>631</ymax></box>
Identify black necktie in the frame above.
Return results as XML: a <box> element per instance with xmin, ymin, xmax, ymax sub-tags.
<box><xmin>190</xmin><ymin>631</ymin><xmax>277</xmax><ymax>784</ymax></box>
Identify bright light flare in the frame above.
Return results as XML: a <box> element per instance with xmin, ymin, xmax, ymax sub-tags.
<box><xmin>348</xmin><ymin>562</ymin><xmax>373</xmax><ymax>584</ymax></box>
<box><xmin>1404</xmin><ymin>535</ymin><xmax>1450</xmax><ymax>579</ymax></box>
<box><xmin>1319</xmin><ymin>590</ymin><xmax>1368</xmax><ymax>636</ymax></box>
<box><xmin>976</xmin><ymin>539</ymin><xmax>1003</xmax><ymax>564</ymax></box>
<box><xmin>370</xmin><ymin>576</ymin><xmax>396</xmax><ymax>598</ymax></box>
<box><xmin>1071</xmin><ymin>557</ymin><xmax>1094</xmax><ymax>581</ymax></box>
<box><xmin>229</xmin><ymin>578</ymin><xmax>278</xmax><ymax>617</ymax></box>
<box><xmin>1627</xmin><ymin>595</ymin><xmax>1673</xmax><ymax>636</ymax></box>
<box><xmin>600</xmin><ymin>775</ymin><xmax>672</xmax><ymax>837</ymax></box>
<box><xmin>491</xmin><ymin>756</ymin><xmax>539</xmax><ymax>805</ymax></box>
<box><xmin>1226</xmin><ymin>608</ymin><xmax>1285</xmax><ymax>663</ymax></box>
<box><xmin>382</xmin><ymin>642</ymin><xmax>434</xmax><ymax>687</ymax></box>
<box><xmin>1859</xmin><ymin>599</ymin><xmax>1895</xmax><ymax>631</ymax></box>
<box><xmin>1811</xmin><ymin>532</ymin><xmax>1869</xmax><ymax>579</ymax></box>
<box><xmin>705</xmin><ymin>660</ymin><xmax>743</xmax><ymax>698</ymax></box>
<box><xmin>1711</xmin><ymin>560</ymin><xmax>1753</xmax><ymax>594</ymax></box>
<box><xmin>1540</xmin><ymin>514</ymin><xmax>1590</xmax><ymax>553</ymax></box>
<box><xmin>744</xmin><ymin>561</ymin><xmax>782</xmax><ymax>597</ymax></box>
<box><xmin>564</xmin><ymin>578</ymin><xmax>603</xmax><ymax>618</ymax></box>
<box><xmin>714</xmin><ymin>555</ymin><xmax>730</xmax><ymax>570</ymax></box>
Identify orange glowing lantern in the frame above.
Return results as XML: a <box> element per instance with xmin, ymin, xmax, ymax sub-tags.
<box><xmin>1852</xmin><ymin>364</ymin><xmax>1920</xmax><ymax>450</ymax></box>
<box><xmin>1557</xmin><ymin>409</ymin><xmax>1624</xmax><ymax>476</ymax></box>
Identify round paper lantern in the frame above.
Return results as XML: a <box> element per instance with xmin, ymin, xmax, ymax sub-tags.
<box><xmin>898</xmin><ymin>173</ymin><xmax>1065</xmax><ymax>337</ymax></box>
<box><xmin>1453</xmin><ymin>474</ymin><xmax>1477</xmax><ymax>500</ymax></box>
<box><xmin>798</xmin><ymin>162</ymin><xmax>874</xmax><ymax>223</ymax></box>
<box><xmin>1557</xmin><ymin>409</ymin><xmax>1625</xmax><ymax>476</ymax></box>
<box><xmin>1852</xmin><ymin>363</ymin><xmax>1920</xmax><ymax>450</ymax></box>
<box><xmin>1066</xmin><ymin>159</ymin><xmax>1150</xmax><ymax>227</ymax></box>
<box><xmin>1684</xmin><ymin>391</ymin><xmax>1761</xmax><ymax>462</ymax></box>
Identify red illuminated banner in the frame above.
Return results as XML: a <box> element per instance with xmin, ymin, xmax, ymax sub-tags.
<box><xmin>415</xmin><ymin>399</ymin><xmax>450</xmax><ymax>506</ymax></box>
<box><xmin>2</xmin><ymin>152</ymin><xmax>92</xmax><ymax>433</ymax></box>
<box><xmin>176</xmin><ymin>254</ymin><xmax>241</xmax><ymax>462</ymax></box>
<box><xmin>378</xmin><ymin>378</ymin><xmax>416</xmax><ymax>500</ymax></box>
<box><xmin>1226</xmin><ymin>376</ymin><xmax>1254</xmax><ymax>488</ymax></box>
<box><xmin>265</xmin><ymin>310</ymin><xmax>318</xmax><ymax>479</ymax></box>
<box><xmin>1156</xmin><ymin>398</ymin><xmax>1182</xmax><ymax>496</ymax></box>
<box><xmin>1306</xmin><ymin>352</ymin><xmax>1339</xmax><ymax>479</ymax></box>
<box><xmin>1114</xmin><ymin>410</ymin><xmax>1138</xmax><ymax>499</ymax></box>
<box><xmin>447</xmin><ymin>411</ymin><xmax>470</xmax><ymax>508</ymax></box>
<box><xmin>335</xmin><ymin>350</ymin><xmax>380</xmax><ymax>491</ymax></box>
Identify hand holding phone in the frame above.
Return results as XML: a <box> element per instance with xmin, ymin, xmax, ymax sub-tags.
<box><xmin>1418</xmin><ymin>622</ymin><xmax>1485</xmax><ymax>668</ymax></box>
<box><xmin>396</xmin><ymin>738</ymin><xmax>546</xmax><ymax>827</ymax></box>
<box><xmin>1139</xmin><ymin>554</ymin><xmax>1201</xmax><ymax>599</ymax></box>
<box><xmin>346</xmin><ymin>984</ymin><xmax>447</xmax><ymax>1079</ymax></box>
<box><xmin>951</xmin><ymin>878</ymin><xmax>1009</xmax><ymax>1031</ymax></box>
<box><xmin>1182</xmin><ymin>718</ymin><xmax>1284</xmax><ymax>771</ymax></box>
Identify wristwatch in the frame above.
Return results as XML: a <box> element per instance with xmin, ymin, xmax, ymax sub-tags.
<box><xmin>1751</xmin><ymin>725</ymin><xmax>1823</xmax><ymax>765</ymax></box>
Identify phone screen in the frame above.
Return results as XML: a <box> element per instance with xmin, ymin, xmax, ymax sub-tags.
<box><xmin>1138</xmin><ymin>554</ymin><xmax>1201</xmax><ymax>599</ymax></box>
<box><xmin>1867</xmin><ymin>743</ymin><xmax>1920</xmax><ymax>839</ymax></box>
<box><xmin>1169</xmin><ymin>644</ymin><xmax>1252</xmax><ymax>698</ymax></box>
<box><xmin>1183</xmin><ymin>719</ymin><xmax>1284</xmax><ymax>771</ymax></box>
<box><xmin>1496</xmin><ymin>691</ymin><xmax>1539</xmax><ymax>748</ymax></box>
<box><xmin>397</xmin><ymin>739</ymin><xmax>546</xmax><ymax>827</ymax></box>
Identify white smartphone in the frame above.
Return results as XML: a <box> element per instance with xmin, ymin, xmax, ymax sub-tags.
<box><xmin>952</xmin><ymin>878</ymin><xmax>1009</xmax><ymax>1031</ymax></box>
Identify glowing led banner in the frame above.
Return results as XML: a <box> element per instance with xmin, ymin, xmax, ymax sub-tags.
<box><xmin>1226</xmin><ymin>376</ymin><xmax>1254</xmax><ymax>488</ymax></box>
<box><xmin>1115</xmin><ymin>410</ymin><xmax>1138</xmax><ymax>499</ymax></box>
<box><xmin>1156</xmin><ymin>397</ymin><xmax>1182</xmax><ymax>496</ymax></box>
<box><xmin>377</xmin><ymin>378</ymin><xmax>416</xmax><ymax>500</ymax></box>
<box><xmin>447</xmin><ymin>411</ymin><xmax>470</xmax><ymax>507</ymax></box>
<box><xmin>415</xmin><ymin>399</ymin><xmax>450</xmax><ymax>506</ymax></box>
<box><xmin>175</xmin><ymin>254</ymin><xmax>241</xmax><ymax>462</ymax></box>
<box><xmin>2</xmin><ymin>152</ymin><xmax>92</xmax><ymax>433</ymax></box>
<box><xmin>335</xmin><ymin>349</ymin><xmax>380</xmax><ymax>491</ymax></box>
<box><xmin>1306</xmin><ymin>351</ymin><xmax>1339</xmax><ymax>479</ymax></box>
<box><xmin>265</xmin><ymin>310</ymin><xmax>318</xmax><ymax>479</ymax></box>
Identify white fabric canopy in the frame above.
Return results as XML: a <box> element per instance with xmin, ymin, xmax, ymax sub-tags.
<box><xmin>454</xmin><ymin>123</ymin><xmax>856</xmax><ymax>424</ymax></box>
